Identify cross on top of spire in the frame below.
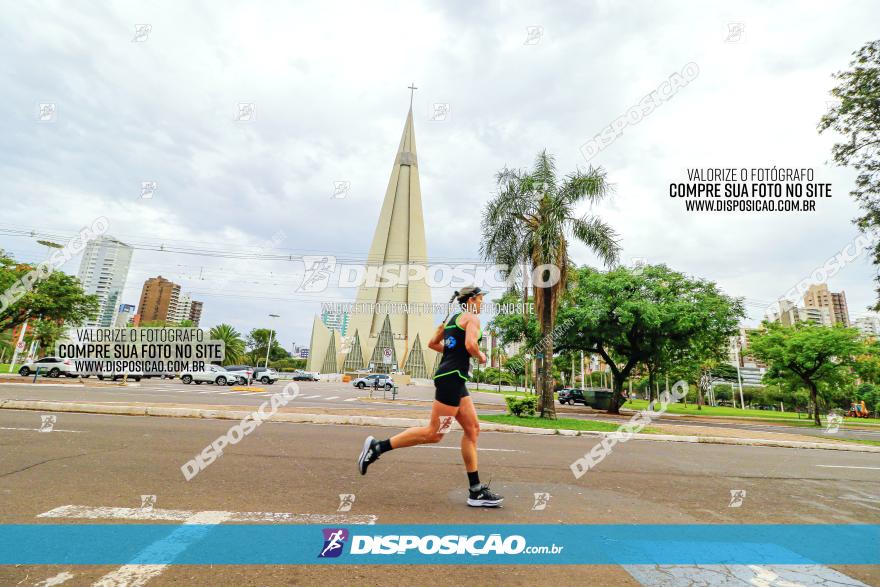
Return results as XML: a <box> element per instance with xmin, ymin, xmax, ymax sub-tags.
<box><xmin>408</xmin><ymin>83</ymin><xmax>418</xmax><ymax>108</ymax></box>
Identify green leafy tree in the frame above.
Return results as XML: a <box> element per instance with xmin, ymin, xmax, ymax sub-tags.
<box><xmin>854</xmin><ymin>339</ymin><xmax>880</xmax><ymax>383</ymax></box>
<box><xmin>33</xmin><ymin>320</ymin><xmax>66</xmax><ymax>354</ymax></box>
<box><xmin>246</xmin><ymin>328</ymin><xmax>288</xmax><ymax>366</ymax></box>
<box><xmin>209</xmin><ymin>324</ymin><xmax>245</xmax><ymax>366</ymax></box>
<box><xmin>488</xmin><ymin>292</ymin><xmax>540</xmax><ymax>348</ymax></box>
<box><xmin>271</xmin><ymin>357</ymin><xmax>307</xmax><ymax>371</ymax></box>
<box><xmin>482</xmin><ymin>150</ymin><xmax>620</xmax><ymax>419</ymax></box>
<box><xmin>557</xmin><ymin>264</ymin><xmax>744</xmax><ymax>414</ymax></box>
<box><xmin>856</xmin><ymin>382</ymin><xmax>879</xmax><ymax>413</ymax></box>
<box><xmin>0</xmin><ymin>252</ymin><xmax>98</xmax><ymax>331</ymax></box>
<box><xmin>504</xmin><ymin>355</ymin><xmax>525</xmax><ymax>391</ymax></box>
<box><xmin>748</xmin><ymin>322</ymin><xmax>865</xmax><ymax>425</ymax></box>
<box><xmin>819</xmin><ymin>40</ymin><xmax>880</xmax><ymax>309</ymax></box>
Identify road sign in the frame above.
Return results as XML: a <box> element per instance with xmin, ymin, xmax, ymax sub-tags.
<box><xmin>382</xmin><ymin>347</ymin><xmax>392</xmax><ymax>365</ymax></box>
<box><xmin>16</xmin><ymin>340</ymin><xmax>25</xmax><ymax>351</ymax></box>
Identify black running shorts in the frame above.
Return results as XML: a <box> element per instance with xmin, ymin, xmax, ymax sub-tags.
<box><xmin>434</xmin><ymin>374</ymin><xmax>470</xmax><ymax>407</ymax></box>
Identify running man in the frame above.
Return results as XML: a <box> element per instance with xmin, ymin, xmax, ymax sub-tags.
<box><xmin>356</xmin><ymin>286</ymin><xmax>503</xmax><ymax>507</ymax></box>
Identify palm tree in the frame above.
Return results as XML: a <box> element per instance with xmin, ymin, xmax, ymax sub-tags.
<box><xmin>482</xmin><ymin>150</ymin><xmax>620</xmax><ymax>419</ymax></box>
<box><xmin>209</xmin><ymin>324</ymin><xmax>245</xmax><ymax>366</ymax></box>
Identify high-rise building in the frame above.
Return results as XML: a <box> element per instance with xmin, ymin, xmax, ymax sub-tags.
<box><xmin>77</xmin><ymin>236</ymin><xmax>133</xmax><ymax>327</ymax></box>
<box><xmin>172</xmin><ymin>293</ymin><xmax>193</xmax><ymax>324</ymax></box>
<box><xmin>189</xmin><ymin>300</ymin><xmax>203</xmax><ymax>327</ymax></box>
<box><xmin>854</xmin><ymin>314</ymin><xmax>880</xmax><ymax>338</ymax></box>
<box><xmin>729</xmin><ymin>327</ymin><xmax>766</xmax><ymax>387</ymax></box>
<box><xmin>803</xmin><ymin>283</ymin><xmax>850</xmax><ymax>326</ymax></box>
<box><xmin>321</xmin><ymin>310</ymin><xmax>349</xmax><ymax>336</ymax></box>
<box><xmin>115</xmin><ymin>304</ymin><xmax>136</xmax><ymax>327</ymax></box>
<box><xmin>137</xmin><ymin>276</ymin><xmax>181</xmax><ymax>324</ymax></box>
<box><xmin>767</xmin><ymin>299</ymin><xmax>832</xmax><ymax>327</ymax></box>
<box><xmin>307</xmin><ymin>105</ymin><xmax>437</xmax><ymax>377</ymax></box>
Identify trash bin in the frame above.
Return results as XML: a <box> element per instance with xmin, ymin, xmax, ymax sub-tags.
<box><xmin>581</xmin><ymin>389</ymin><xmax>596</xmax><ymax>405</ymax></box>
<box><xmin>591</xmin><ymin>390</ymin><xmax>612</xmax><ymax>410</ymax></box>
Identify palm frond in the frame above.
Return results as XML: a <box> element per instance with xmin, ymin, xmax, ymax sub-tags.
<box><xmin>560</xmin><ymin>166</ymin><xmax>612</xmax><ymax>207</ymax></box>
<box><xmin>571</xmin><ymin>215</ymin><xmax>621</xmax><ymax>268</ymax></box>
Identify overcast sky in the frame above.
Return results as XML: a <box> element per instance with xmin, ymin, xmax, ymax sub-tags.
<box><xmin>2</xmin><ymin>0</ymin><xmax>878</xmax><ymax>351</ymax></box>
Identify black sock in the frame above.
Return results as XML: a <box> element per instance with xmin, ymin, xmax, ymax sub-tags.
<box><xmin>467</xmin><ymin>471</ymin><xmax>480</xmax><ymax>488</ymax></box>
<box><xmin>377</xmin><ymin>439</ymin><xmax>392</xmax><ymax>454</ymax></box>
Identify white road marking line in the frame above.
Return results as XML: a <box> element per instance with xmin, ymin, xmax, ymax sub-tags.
<box><xmin>197</xmin><ymin>391</ymin><xmax>214</xmax><ymax>394</ymax></box>
<box><xmin>38</xmin><ymin>504</ymin><xmax>378</xmax><ymax>525</ymax></box>
<box><xmin>92</xmin><ymin>510</ymin><xmax>230</xmax><ymax>587</ymax></box>
<box><xmin>34</xmin><ymin>571</ymin><xmax>75</xmax><ymax>586</ymax></box>
<box><xmin>344</xmin><ymin>397</ymin><xmax>359</xmax><ymax>402</ymax></box>
<box><xmin>816</xmin><ymin>465</ymin><xmax>880</xmax><ymax>470</ymax></box>
<box><xmin>304</xmin><ymin>395</ymin><xmax>322</xmax><ymax>399</ymax></box>
<box><xmin>37</xmin><ymin>503</ymin><xmax>380</xmax><ymax>587</ymax></box>
<box><xmin>0</xmin><ymin>426</ymin><xmax>82</xmax><ymax>433</ymax></box>
<box><xmin>325</xmin><ymin>396</ymin><xmax>339</xmax><ymax>400</ymax></box>
<box><xmin>413</xmin><ymin>446</ymin><xmax>520</xmax><ymax>452</ymax></box>
<box><xmin>625</xmin><ymin>564</ymin><xmax>867</xmax><ymax>587</ymax></box>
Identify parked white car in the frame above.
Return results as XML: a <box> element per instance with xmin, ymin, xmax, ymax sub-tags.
<box><xmin>18</xmin><ymin>356</ymin><xmax>77</xmax><ymax>378</ymax></box>
<box><xmin>352</xmin><ymin>373</ymin><xmax>393</xmax><ymax>390</ymax></box>
<box><xmin>179</xmin><ymin>365</ymin><xmax>237</xmax><ymax>386</ymax></box>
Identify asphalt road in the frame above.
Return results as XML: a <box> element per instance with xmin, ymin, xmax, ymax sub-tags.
<box><xmin>2</xmin><ymin>378</ymin><xmax>878</xmax><ymax>441</ymax></box>
<box><xmin>0</xmin><ymin>378</ymin><xmax>469</xmax><ymax>412</ymax></box>
<box><xmin>0</xmin><ymin>408</ymin><xmax>877</xmax><ymax>586</ymax></box>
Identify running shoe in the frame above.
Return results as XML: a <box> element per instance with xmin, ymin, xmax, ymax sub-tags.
<box><xmin>357</xmin><ymin>435</ymin><xmax>380</xmax><ymax>475</ymax></box>
<box><xmin>467</xmin><ymin>483</ymin><xmax>504</xmax><ymax>507</ymax></box>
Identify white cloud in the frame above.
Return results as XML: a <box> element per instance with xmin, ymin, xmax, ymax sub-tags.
<box><xmin>1</xmin><ymin>0</ymin><xmax>878</xmax><ymax>348</ymax></box>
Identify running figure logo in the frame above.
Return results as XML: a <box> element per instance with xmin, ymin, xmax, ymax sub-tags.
<box><xmin>825</xmin><ymin>411</ymin><xmax>843</xmax><ymax>434</ymax></box>
<box><xmin>39</xmin><ymin>415</ymin><xmax>56</xmax><ymax>433</ymax></box>
<box><xmin>728</xmin><ymin>489</ymin><xmax>746</xmax><ymax>508</ymax></box>
<box><xmin>318</xmin><ymin>528</ymin><xmax>349</xmax><ymax>558</ymax></box>
<box><xmin>298</xmin><ymin>255</ymin><xmax>337</xmax><ymax>293</ymax></box>
<box><xmin>437</xmin><ymin>416</ymin><xmax>454</xmax><ymax>435</ymax></box>
<box><xmin>337</xmin><ymin>494</ymin><xmax>355</xmax><ymax>512</ymax></box>
<box><xmin>532</xmin><ymin>492</ymin><xmax>551</xmax><ymax>511</ymax></box>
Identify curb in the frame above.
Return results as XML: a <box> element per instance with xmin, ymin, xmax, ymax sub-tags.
<box><xmin>1</xmin><ymin>399</ymin><xmax>878</xmax><ymax>453</ymax></box>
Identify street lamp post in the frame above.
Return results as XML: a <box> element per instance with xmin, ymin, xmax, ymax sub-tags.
<box><xmin>733</xmin><ymin>339</ymin><xmax>746</xmax><ymax>410</ymax></box>
<box><xmin>264</xmin><ymin>314</ymin><xmax>280</xmax><ymax>368</ymax></box>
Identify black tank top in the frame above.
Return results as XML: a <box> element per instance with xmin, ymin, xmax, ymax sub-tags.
<box><xmin>433</xmin><ymin>313</ymin><xmax>483</xmax><ymax>380</ymax></box>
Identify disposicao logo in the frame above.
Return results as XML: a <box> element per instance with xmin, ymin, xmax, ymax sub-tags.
<box><xmin>319</xmin><ymin>528</ymin><xmax>349</xmax><ymax>558</ymax></box>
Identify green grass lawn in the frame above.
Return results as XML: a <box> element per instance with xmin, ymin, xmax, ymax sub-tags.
<box><xmin>622</xmin><ymin>398</ymin><xmax>880</xmax><ymax>426</ymax></box>
<box><xmin>479</xmin><ymin>413</ymin><xmax>659</xmax><ymax>434</ymax></box>
<box><xmin>830</xmin><ymin>437</ymin><xmax>880</xmax><ymax>447</ymax></box>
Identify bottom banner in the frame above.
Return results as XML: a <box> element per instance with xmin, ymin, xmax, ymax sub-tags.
<box><xmin>0</xmin><ymin>524</ymin><xmax>877</xmax><ymax>565</ymax></box>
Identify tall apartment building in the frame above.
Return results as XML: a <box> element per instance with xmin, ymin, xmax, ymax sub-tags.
<box><xmin>172</xmin><ymin>293</ymin><xmax>192</xmax><ymax>324</ymax></box>
<box><xmin>188</xmin><ymin>300</ymin><xmax>203</xmax><ymax>327</ymax></box>
<box><xmin>768</xmin><ymin>299</ymin><xmax>832</xmax><ymax>327</ymax></box>
<box><xmin>803</xmin><ymin>283</ymin><xmax>850</xmax><ymax>326</ymax></box>
<box><xmin>854</xmin><ymin>314</ymin><xmax>880</xmax><ymax>338</ymax></box>
<box><xmin>77</xmin><ymin>236</ymin><xmax>133</xmax><ymax>327</ymax></box>
<box><xmin>137</xmin><ymin>276</ymin><xmax>181</xmax><ymax>324</ymax></box>
<box><xmin>728</xmin><ymin>327</ymin><xmax>767</xmax><ymax>386</ymax></box>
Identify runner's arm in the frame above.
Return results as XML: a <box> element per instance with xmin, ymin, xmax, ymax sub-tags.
<box><xmin>427</xmin><ymin>323</ymin><xmax>445</xmax><ymax>353</ymax></box>
<box><xmin>464</xmin><ymin>317</ymin><xmax>486</xmax><ymax>364</ymax></box>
